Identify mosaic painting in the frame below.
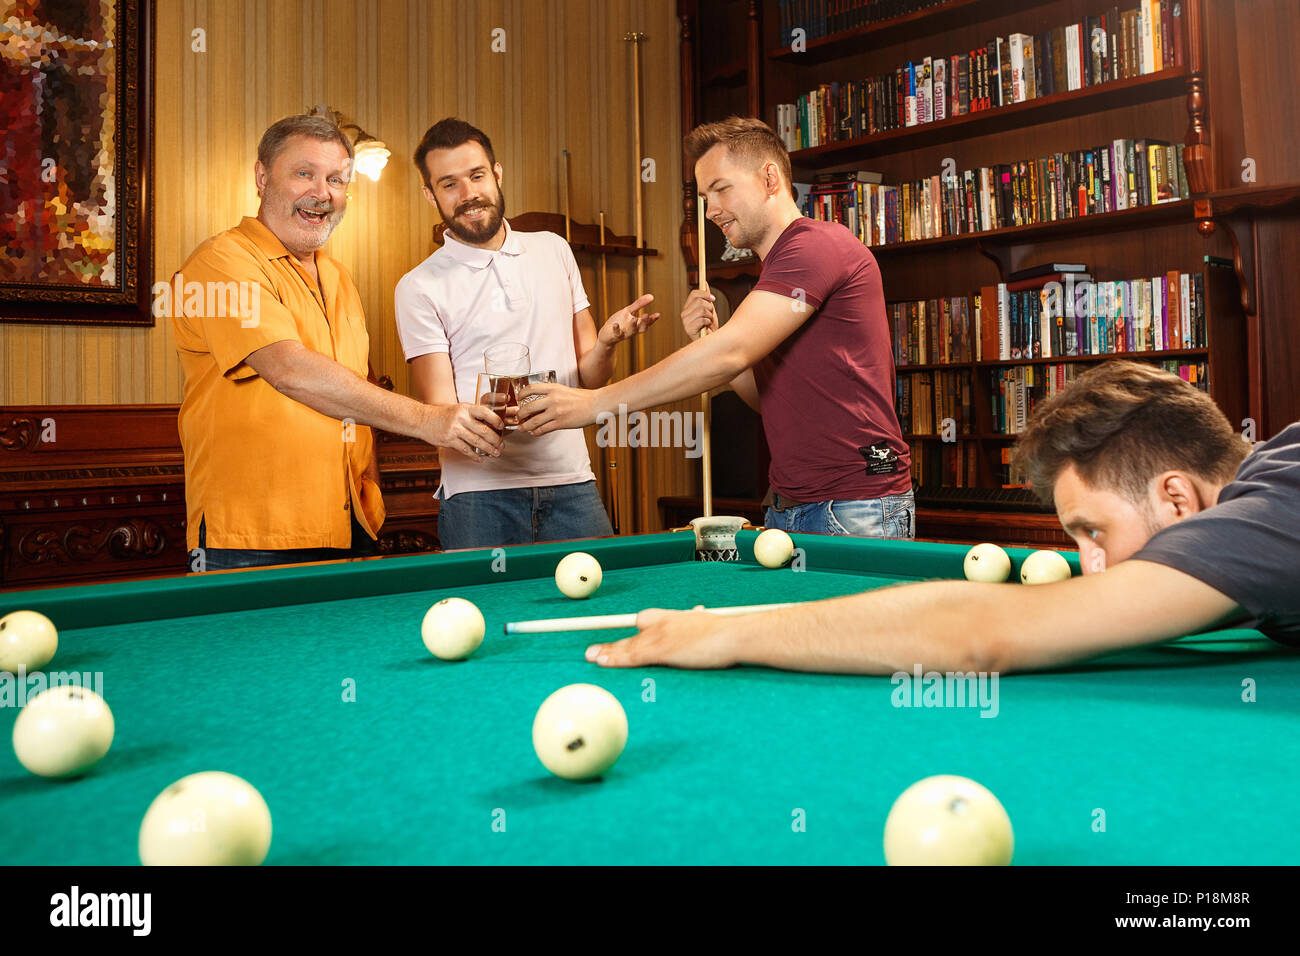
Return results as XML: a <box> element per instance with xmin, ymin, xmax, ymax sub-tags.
<box><xmin>1</xmin><ymin>0</ymin><xmax>118</xmax><ymax>287</ymax></box>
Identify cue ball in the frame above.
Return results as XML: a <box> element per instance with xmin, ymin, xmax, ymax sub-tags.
<box><xmin>1019</xmin><ymin>549</ymin><xmax>1072</xmax><ymax>585</ymax></box>
<box><xmin>883</xmin><ymin>775</ymin><xmax>1014</xmax><ymax>866</ymax></box>
<box><xmin>753</xmin><ymin>528</ymin><xmax>795</xmax><ymax>569</ymax></box>
<box><xmin>421</xmin><ymin>597</ymin><xmax>485</xmax><ymax>660</ymax></box>
<box><xmin>12</xmin><ymin>685</ymin><xmax>114</xmax><ymax>778</ymax></box>
<box><xmin>555</xmin><ymin>552</ymin><xmax>602</xmax><ymax>599</ymax></box>
<box><xmin>963</xmin><ymin>543</ymin><xmax>1011</xmax><ymax>583</ymax></box>
<box><xmin>0</xmin><ymin>610</ymin><xmax>58</xmax><ymax>674</ymax></box>
<box><xmin>532</xmin><ymin>683</ymin><xmax>628</xmax><ymax>781</ymax></box>
<box><xmin>139</xmin><ymin>771</ymin><xmax>272</xmax><ymax>866</ymax></box>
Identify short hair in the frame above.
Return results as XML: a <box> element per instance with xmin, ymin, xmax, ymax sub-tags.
<box><xmin>413</xmin><ymin>118</ymin><xmax>497</xmax><ymax>191</ymax></box>
<box><xmin>684</xmin><ymin>116</ymin><xmax>795</xmax><ymax>200</ymax></box>
<box><xmin>257</xmin><ymin>114</ymin><xmax>354</xmax><ymax>170</ymax></box>
<box><xmin>1013</xmin><ymin>360</ymin><xmax>1248</xmax><ymax>507</ymax></box>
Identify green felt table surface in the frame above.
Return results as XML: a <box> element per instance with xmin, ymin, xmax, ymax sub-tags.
<box><xmin>1</xmin><ymin>531</ymin><xmax>1297</xmax><ymax>865</ymax></box>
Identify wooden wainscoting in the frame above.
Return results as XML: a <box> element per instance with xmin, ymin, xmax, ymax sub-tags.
<box><xmin>0</xmin><ymin>406</ymin><xmax>440</xmax><ymax>590</ymax></box>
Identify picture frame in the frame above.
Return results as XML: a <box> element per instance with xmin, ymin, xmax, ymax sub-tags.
<box><xmin>0</xmin><ymin>0</ymin><xmax>153</xmax><ymax>327</ymax></box>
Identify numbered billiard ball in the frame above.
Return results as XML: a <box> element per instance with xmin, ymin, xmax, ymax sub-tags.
<box><xmin>532</xmin><ymin>683</ymin><xmax>628</xmax><ymax>780</ymax></box>
<box><xmin>555</xmin><ymin>552</ymin><xmax>602</xmax><ymax>599</ymax></box>
<box><xmin>0</xmin><ymin>610</ymin><xmax>58</xmax><ymax>674</ymax></box>
<box><xmin>1019</xmin><ymin>549</ymin><xmax>1072</xmax><ymax>585</ymax></box>
<box><xmin>421</xmin><ymin>597</ymin><xmax>485</xmax><ymax>660</ymax></box>
<box><xmin>139</xmin><ymin>771</ymin><xmax>272</xmax><ymax>866</ymax></box>
<box><xmin>12</xmin><ymin>685</ymin><xmax>114</xmax><ymax>778</ymax></box>
<box><xmin>963</xmin><ymin>543</ymin><xmax>1011</xmax><ymax>583</ymax></box>
<box><xmin>753</xmin><ymin>528</ymin><xmax>795</xmax><ymax>569</ymax></box>
<box><xmin>883</xmin><ymin>774</ymin><xmax>1014</xmax><ymax>866</ymax></box>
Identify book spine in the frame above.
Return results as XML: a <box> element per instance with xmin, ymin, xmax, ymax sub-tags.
<box><xmin>1009</xmin><ymin>34</ymin><xmax>1027</xmax><ymax>103</ymax></box>
<box><xmin>933</xmin><ymin>55</ymin><xmax>947</xmax><ymax>122</ymax></box>
<box><xmin>1172</xmin><ymin>0</ymin><xmax>1185</xmax><ymax>66</ymax></box>
<box><xmin>905</xmin><ymin>62</ymin><xmax>917</xmax><ymax>127</ymax></box>
<box><xmin>1141</xmin><ymin>0</ymin><xmax>1156</xmax><ymax>74</ymax></box>
<box><xmin>1024</xmin><ymin>36</ymin><xmax>1037</xmax><ymax>100</ymax></box>
<box><xmin>999</xmin><ymin>37</ymin><xmax>1012</xmax><ymax>106</ymax></box>
<box><xmin>1181</xmin><ymin>272</ymin><xmax>1191</xmax><ymax>347</ymax></box>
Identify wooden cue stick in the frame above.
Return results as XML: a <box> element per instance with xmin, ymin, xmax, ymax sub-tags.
<box><xmin>562</xmin><ymin>149</ymin><xmax>572</xmax><ymax>242</ymax></box>
<box><xmin>697</xmin><ymin>193</ymin><xmax>713</xmax><ymax>518</ymax></box>
<box><xmin>504</xmin><ymin>601</ymin><xmax>797</xmax><ymax>635</ymax></box>
<box><xmin>625</xmin><ymin>30</ymin><xmax>647</xmax><ymax>531</ymax></box>
<box><xmin>600</xmin><ymin>209</ymin><xmax>618</xmax><ymax>534</ymax></box>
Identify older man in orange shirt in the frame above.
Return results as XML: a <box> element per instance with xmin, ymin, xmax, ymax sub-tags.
<box><xmin>172</xmin><ymin>114</ymin><xmax>503</xmax><ymax>571</ymax></box>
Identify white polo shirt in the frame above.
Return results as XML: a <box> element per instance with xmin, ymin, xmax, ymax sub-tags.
<box><xmin>394</xmin><ymin>220</ymin><xmax>596</xmax><ymax>499</ymax></box>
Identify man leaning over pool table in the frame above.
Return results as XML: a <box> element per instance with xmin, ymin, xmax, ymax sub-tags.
<box><xmin>591</xmin><ymin>360</ymin><xmax>1300</xmax><ymax>673</ymax></box>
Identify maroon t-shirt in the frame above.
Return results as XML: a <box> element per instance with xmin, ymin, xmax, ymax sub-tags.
<box><xmin>751</xmin><ymin>217</ymin><xmax>910</xmax><ymax>502</ymax></box>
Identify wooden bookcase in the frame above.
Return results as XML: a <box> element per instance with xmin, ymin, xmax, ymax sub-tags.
<box><xmin>674</xmin><ymin>0</ymin><xmax>1249</xmax><ymax>544</ymax></box>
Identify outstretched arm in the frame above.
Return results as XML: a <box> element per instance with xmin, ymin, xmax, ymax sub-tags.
<box><xmin>519</xmin><ymin>290</ymin><xmax>811</xmax><ymax>435</ymax></box>
<box><xmin>245</xmin><ymin>341</ymin><xmax>503</xmax><ymax>460</ymax></box>
<box><xmin>585</xmin><ymin>560</ymin><xmax>1244</xmax><ymax>674</ymax></box>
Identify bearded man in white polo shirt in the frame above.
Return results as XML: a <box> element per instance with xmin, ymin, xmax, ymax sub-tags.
<box><xmin>395</xmin><ymin>118</ymin><xmax>658</xmax><ymax>550</ymax></box>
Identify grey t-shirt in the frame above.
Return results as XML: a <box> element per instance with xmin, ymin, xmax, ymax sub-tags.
<box><xmin>1133</xmin><ymin>422</ymin><xmax>1300</xmax><ymax>646</ymax></box>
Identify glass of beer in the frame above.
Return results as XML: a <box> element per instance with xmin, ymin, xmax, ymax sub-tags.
<box><xmin>516</xmin><ymin>369</ymin><xmax>556</xmax><ymax>406</ymax></box>
<box><xmin>473</xmin><ymin>371</ymin><xmax>512</xmax><ymax>453</ymax></box>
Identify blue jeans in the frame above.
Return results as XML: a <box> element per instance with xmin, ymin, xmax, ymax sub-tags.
<box><xmin>764</xmin><ymin>491</ymin><xmax>916</xmax><ymax>539</ymax></box>
<box><xmin>192</xmin><ymin>516</ymin><xmax>377</xmax><ymax>572</ymax></box>
<box><xmin>437</xmin><ymin>480</ymin><xmax>613</xmax><ymax>550</ymax></box>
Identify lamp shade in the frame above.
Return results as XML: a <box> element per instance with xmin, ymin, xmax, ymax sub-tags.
<box><xmin>353</xmin><ymin>139</ymin><xmax>391</xmax><ymax>181</ymax></box>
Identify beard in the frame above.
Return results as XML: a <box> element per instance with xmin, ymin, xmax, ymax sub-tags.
<box><xmin>263</xmin><ymin>182</ymin><xmax>345</xmax><ymax>251</ymax></box>
<box><xmin>440</xmin><ymin>185</ymin><xmax>506</xmax><ymax>245</ymax></box>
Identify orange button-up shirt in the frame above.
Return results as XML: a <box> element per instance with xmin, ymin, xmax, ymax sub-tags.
<box><xmin>172</xmin><ymin>216</ymin><xmax>385</xmax><ymax>550</ymax></box>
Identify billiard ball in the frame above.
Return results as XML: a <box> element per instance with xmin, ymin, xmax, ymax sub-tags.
<box><xmin>139</xmin><ymin>771</ymin><xmax>272</xmax><ymax>866</ymax></box>
<box><xmin>0</xmin><ymin>610</ymin><xmax>58</xmax><ymax>674</ymax></box>
<box><xmin>421</xmin><ymin>597</ymin><xmax>485</xmax><ymax>660</ymax></box>
<box><xmin>1019</xmin><ymin>549</ymin><xmax>1072</xmax><ymax>585</ymax></box>
<box><xmin>753</xmin><ymin>528</ymin><xmax>795</xmax><ymax>569</ymax></box>
<box><xmin>963</xmin><ymin>543</ymin><xmax>1011</xmax><ymax>583</ymax></box>
<box><xmin>555</xmin><ymin>552</ymin><xmax>602</xmax><ymax>599</ymax></box>
<box><xmin>12</xmin><ymin>685</ymin><xmax>114</xmax><ymax>778</ymax></box>
<box><xmin>883</xmin><ymin>774</ymin><xmax>1014</xmax><ymax>866</ymax></box>
<box><xmin>532</xmin><ymin>683</ymin><xmax>628</xmax><ymax>781</ymax></box>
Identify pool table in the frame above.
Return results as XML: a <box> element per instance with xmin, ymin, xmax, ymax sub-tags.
<box><xmin>2</xmin><ymin>530</ymin><xmax>1297</xmax><ymax>865</ymax></box>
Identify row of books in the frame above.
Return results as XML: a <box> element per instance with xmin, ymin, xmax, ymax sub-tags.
<box><xmin>802</xmin><ymin>140</ymin><xmax>1188</xmax><ymax>246</ymax></box>
<box><xmin>979</xmin><ymin>271</ymin><xmax>1209</xmax><ymax>362</ymax></box>
<box><xmin>895</xmin><ymin>369</ymin><xmax>973</xmax><ymax>436</ymax></box>
<box><xmin>775</xmin><ymin>1</ymin><xmax>945</xmax><ymax>46</ymax></box>
<box><xmin>991</xmin><ymin>359</ymin><xmax>1208</xmax><ymax>439</ymax></box>
<box><xmin>887</xmin><ymin>269</ymin><xmax>1211</xmax><ymax>369</ymax></box>
<box><xmin>775</xmin><ymin>1</ymin><xmax>1185</xmax><ymax>150</ymax></box>
<box><xmin>889</xmin><ymin>297</ymin><xmax>975</xmax><ymax>366</ymax></box>
<box><xmin>910</xmin><ymin>440</ymin><xmax>979</xmax><ymax>490</ymax></box>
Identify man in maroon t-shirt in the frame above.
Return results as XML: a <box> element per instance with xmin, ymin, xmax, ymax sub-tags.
<box><xmin>518</xmin><ymin>116</ymin><xmax>912</xmax><ymax>538</ymax></box>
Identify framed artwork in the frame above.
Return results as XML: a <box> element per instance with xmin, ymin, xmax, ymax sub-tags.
<box><xmin>0</xmin><ymin>0</ymin><xmax>153</xmax><ymax>326</ymax></box>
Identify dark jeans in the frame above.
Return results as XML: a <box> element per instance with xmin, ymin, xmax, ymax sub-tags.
<box><xmin>437</xmin><ymin>480</ymin><xmax>613</xmax><ymax>550</ymax></box>
<box><xmin>191</xmin><ymin>516</ymin><xmax>378</xmax><ymax>572</ymax></box>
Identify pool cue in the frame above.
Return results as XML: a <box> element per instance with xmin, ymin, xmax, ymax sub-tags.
<box><xmin>697</xmin><ymin>193</ymin><xmax>713</xmax><ymax>518</ymax></box>
<box><xmin>625</xmin><ymin>30</ymin><xmax>647</xmax><ymax>531</ymax></box>
<box><xmin>562</xmin><ymin>149</ymin><xmax>572</xmax><ymax>242</ymax></box>
<box><xmin>504</xmin><ymin>601</ymin><xmax>797</xmax><ymax>635</ymax></box>
<box><xmin>600</xmin><ymin>208</ymin><xmax>620</xmax><ymax>534</ymax></box>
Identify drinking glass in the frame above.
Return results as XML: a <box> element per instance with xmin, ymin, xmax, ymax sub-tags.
<box><xmin>473</xmin><ymin>371</ymin><xmax>511</xmax><ymax>452</ymax></box>
<box><xmin>484</xmin><ymin>342</ymin><xmax>530</xmax><ymax>377</ymax></box>
<box><xmin>516</xmin><ymin>369</ymin><xmax>556</xmax><ymax>406</ymax></box>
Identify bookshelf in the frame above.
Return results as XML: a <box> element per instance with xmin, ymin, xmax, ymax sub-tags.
<box><xmin>677</xmin><ymin>0</ymin><xmax>1256</xmax><ymax>545</ymax></box>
